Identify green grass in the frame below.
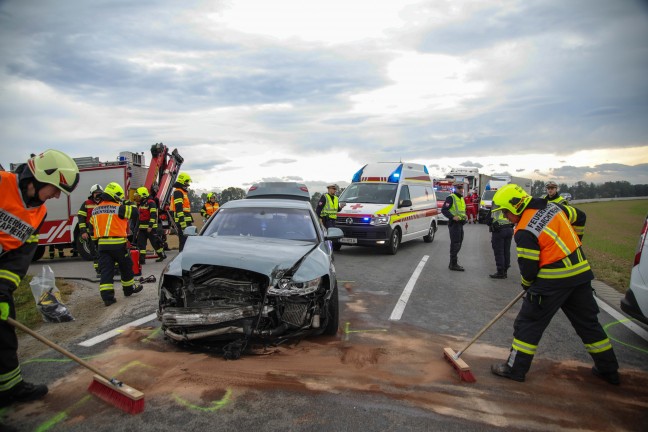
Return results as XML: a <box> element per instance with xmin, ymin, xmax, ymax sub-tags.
<box><xmin>578</xmin><ymin>200</ymin><xmax>648</xmax><ymax>293</ymax></box>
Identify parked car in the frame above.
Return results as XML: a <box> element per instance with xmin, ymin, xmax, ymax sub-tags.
<box><xmin>435</xmin><ymin>190</ymin><xmax>451</xmax><ymax>223</ymax></box>
<box><xmin>246</xmin><ymin>181</ymin><xmax>310</xmax><ymax>201</ymax></box>
<box><xmin>157</xmin><ymin>198</ymin><xmax>344</xmax><ymax>359</ymax></box>
<box><xmin>621</xmin><ymin>212</ymin><xmax>648</xmax><ymax>325</ymax></box>
<box><xmin>560</xmin><ymin>192</ymin><xmax>573</xmax><ymax>202</ymax></box>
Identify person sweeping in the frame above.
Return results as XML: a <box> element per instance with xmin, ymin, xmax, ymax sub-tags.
<box><xmin>0</xmin><ymin>150</ymin><xmax>79</xmax><ymax>407</ymax></box>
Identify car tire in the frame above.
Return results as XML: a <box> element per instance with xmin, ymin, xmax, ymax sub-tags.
<box><xmin>323</xmin><ymin>283</ymin><xmax>339</xmax><ymax>336</ymax></box>
<box><xmin>423</xmin><ymin>221</ymin><xmax>436</xmax><ymax>243</ymax></box>
<box><xmin>386</xmin><ymin>228</ymin><xmax>400</xmax><ymax>255</ymax></box>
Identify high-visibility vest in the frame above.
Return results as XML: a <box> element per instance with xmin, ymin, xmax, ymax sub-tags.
<box><xmin>449</xmin><ymin>194</ymin><xmax>467</xmax><ymax>220</ymax></box>
<box><xmin>515</xmin><ymin>203</ymin><xmax>590</xmax><ymax>279</ymax></box>
<box><xmin>544</xmin><ymin>194</ymin><xmax>566</xmax><ymax>204</ymax></box>
<box><xmin>492</xmin><ymin>210</ymin><xmax>513</xmax><ymax>227</ymax></box>
<box><xmin>320</xmin><ymin>194</ymin><xmax>339</xmax><ymax>219</ymax></box>
<box><xmin>203</xmin><ymin>202</ymin><xmax>219</xmax><ymax>217</ymax></box>
<box><xmin>90</xmin><ymin>201</ymin><xmax>129</xmax><ymax>241</ymax></box>
<box><xmin>0</xmin><ymin>172</ymin><xmax>46</xmax><ymax>253</ymax></box>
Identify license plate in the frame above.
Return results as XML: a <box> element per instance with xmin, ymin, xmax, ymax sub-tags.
<box><xmin>340</xmin><ymin>237</ymin><xmax>357</xmax><ymax>244</ymax></box>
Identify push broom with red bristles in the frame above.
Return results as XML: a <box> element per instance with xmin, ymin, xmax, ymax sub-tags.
<box><xmin>8</xmin><ymin>317</ymin><xmax>144</xmax><ymax>414</ymax></box>
<box><xmin>443</xmin><ymin>290</ymin><xmax>526</xmax><ymax>383</ymax></box>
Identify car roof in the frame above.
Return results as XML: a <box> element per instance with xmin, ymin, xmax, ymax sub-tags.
<box><xmin>245</xmin><ymin>182</ymin><xmax>310</xmax><ymax>201</ymax></box>
<box><xmin>222</xmin><ymin>198</ymin><xmax>313</xmax><ymax>210</ymax></box>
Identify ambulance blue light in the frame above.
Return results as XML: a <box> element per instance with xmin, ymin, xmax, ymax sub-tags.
<box><xmin>351</xmin><ymin>165</ymin><xmax>367</xmax><ymax>182</ymax></box>
<box><xmin>362</xmin><ymin>217</ymin><xmax>370</xmax><ymax>222</ymax></box>
<box><xmin>387</xmin><ymin>165</ymin><xmax>403</xmax><ymax>183</ymax></box>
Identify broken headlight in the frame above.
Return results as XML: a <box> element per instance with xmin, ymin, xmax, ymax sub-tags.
<box><xmin>267</xmin><ymin>276</ymin><xmax>321</xmax><ymax>296</ymax></box>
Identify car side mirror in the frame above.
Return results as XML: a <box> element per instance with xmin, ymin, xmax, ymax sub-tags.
<box><xmin>399</xmin><ymin>199</ymin><xmax>412</xmax><ymax>208</ymax></box>
<box><xmin>325</xmin><ymin>227</ymin><xmax>344</xmax><ymax>240</ymax></box>
<box><xmin>183</xmin><ymin>226</ymin><xmax>198</xmax><ymax>236</ymax></box>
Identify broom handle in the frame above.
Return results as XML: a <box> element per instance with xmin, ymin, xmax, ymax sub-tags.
<box><xmin>455</xmin><ymin>290</ymin><xmax>526</xmax><ymax>359</ymax></box>
<box><xmin>8</xmin><ymin>317</ymin><xmax>112</xmax><ymax>382</ymax></box>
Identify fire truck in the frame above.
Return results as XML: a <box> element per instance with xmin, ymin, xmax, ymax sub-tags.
<box><xmin>11</xmin><ymin>143</ymin><xmax>183</xmax><ymax>262</ymax></box>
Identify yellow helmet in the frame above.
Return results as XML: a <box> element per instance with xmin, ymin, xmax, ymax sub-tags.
<box><xmin>177</xmin><ymin>172</ymin><xmax>191</xmax><ymax>186</ymax></box>
<box><xmin>104</xmin><ymin>182</ymin><xmax>125</xmax><ymax>202</ymax></box>
<box><xmin>491</xmin><ymin>184</ymin><xmax>531</xmax><ymax>216</ymax></box>
<box><xmin>207</xmin><ymin>192</ymin><xmax>216</xmax><ymax>200</ymax></box>
<box><xmin>136</xmin><ymin>186</ymin><xmax>149</xmax><ymax>198</ymax></box>
<box><xmin>27</xmin><ymin>149</ymin><xmax>80</xmax><ymax>195</ymax></box>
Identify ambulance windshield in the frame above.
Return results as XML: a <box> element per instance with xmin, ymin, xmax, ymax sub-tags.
<box><xmin>338</xmin><ymin>183</ymin><xmax>397</xmax><ymax>204</ymax></box>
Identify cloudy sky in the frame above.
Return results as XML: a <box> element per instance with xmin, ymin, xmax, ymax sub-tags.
<box><xmin>1</xmin><ymin>0</ymin><xmax>647</xmax><ymax>193</ymax></box>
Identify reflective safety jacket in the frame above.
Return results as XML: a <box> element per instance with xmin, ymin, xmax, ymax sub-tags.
<box><xmin>173</xmin><ymin>186</ymin><xmax>193</xmax><ymax>228</ymax></box>
<box><xmin>320</xmin><ymin>194</ymin><xmax>339</xmax><ymax>219</ymax></box>
<box><xmin>515</xmin><ymin>202</ymin><xmax>593</xmax><ymax>289</ymax></box>
<box><xmin>0</xmin><ymin>171</ymin><xmax>46</xmax><ymax>300</ymax></box>
<box><xmin>441</xmin><ymin>193</ymin><xmax>467</xmax><ymax>222</ymax></box>
<box><xmin>492</xmin><ymin>209</ymin><xmax>513</xmax><ymax>228</ymax></box>
<box><xmin>89</xmin><ymin>200</ymin><xmax>139</xmax><ymax>248</ymax></box>
<box><xmin>138</xmin><ymin>197</ymin><xmax>158</xmax><ymax>229</ymax></box>
<box><xmin>200</xmin><ymin>202</ymin><xmax>219</xmax><ymax>219</ymax></box>
<box><xmin>77</xmin><ymin>198</ymin><xmax>100</xmax><ymax>235</ymax></box>
<box><xmin>543</xmin><ymin>194</ymin><xmax>566</xmax><ymax>204</ymax></box>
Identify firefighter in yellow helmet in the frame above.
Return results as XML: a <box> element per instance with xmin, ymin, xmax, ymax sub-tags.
<box><xmin>133</xmin><ymin>186</ymin><xmax>166</xmax><ymax>264</ymax></box>
<box><xmin>1</xmin><ymin>150</ymin><xmax>79</xmax><ymax>407</ymax></box>
<box><xmin>89</xmin><ymin>182</ymin><xmax>143</xmax><ymax>306</ymax></box>
<box><xmin>172</xmin><ymin>172</ymin><xmax>194</xmax><ymax>251</ymax></box>
<box><xmin>200</xmin><ymin>192</ymin><xmax>219</xmax><ymax>221</ymax></box>
<box><xmin>489</xmin><ymin>184</ymin><xmax>619</xmax><ymax>385</ymax></box>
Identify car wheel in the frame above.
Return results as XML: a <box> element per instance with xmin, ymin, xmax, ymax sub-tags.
<box><xmin>386</xmin><ymin>228</ymin><xmax>400</xmax><ymax>255</ymax></box>
<box><xmin>323</xmin><ymin>284</ymin><xmax>339</xmax><ymax>335</ymax></box>
<box><xmin>423</xmin><ymin>221</ymin><xmax>436</xmax><ymax>243</ymax></box>
<box><xmin>31</xmin><ymin>245</ymin><xmax>46</xmax><ymax>262</ymax></box>
<box><xmin>333</xmin><ymin>242</ymin><xmax>342</xmax><ymax>251</ymax></box>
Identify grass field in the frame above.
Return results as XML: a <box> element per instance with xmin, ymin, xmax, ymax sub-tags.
<box><xmin>578</xmin><ymin>199</ymin><xmax>648</xmax><ymax>294</ymax></box>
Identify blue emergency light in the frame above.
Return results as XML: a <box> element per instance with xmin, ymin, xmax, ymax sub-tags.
<box><xmin>387</xmin><ymin>165</ymin><xmax>403</xmax><ymax>183</ymax></box>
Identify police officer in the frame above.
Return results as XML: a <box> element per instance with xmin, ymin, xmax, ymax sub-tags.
<box><xmin>544</xmin><ymin>181</ymin><xmax>585</xmax><ymax>238</ymax></box>
<box><xmin>315</xmin><ymin>184</ymin><xmax>341</xmax><ymax>228</ymax></box>
<box><xmin>133</xmin><ymin>186</ymin><xmax>166</xmax><ymax>264</ymax></box>
<box><xmin>89</xmin><ymin>182</ymin><xmax>143</xmax><ymax>306</ymax></box>
<box><xmin>489</xmin><ymin>184</ymin><xmax>619</xmax><ymax>384</ymax></box>
<box><xmin>172</xmin><ymin>173</ymin><xmax>193</xmax><ymax>252</ymax></box>
<box><xmin>1</xmin><ymin>150</ymin><xmax>79</xmax><ymax>407</ymax></box>
<box><xmin>543</xmin><ymin>181</ymin><xmax>566</xmax><ymax>204</ymax></box>
<box><xmin>441</xmin><ymin>181</ymin><xmax>468</xmax><ymax>271</ymax></box>
<box><xmin>78</xmin><ymin>184</ymin><xmax>103</xmax><ymax>274</ymax></box>
<box><xmin>486</xmin><ymin>205</ymin><xmax>514</xmax><ymax>279</ymax></box>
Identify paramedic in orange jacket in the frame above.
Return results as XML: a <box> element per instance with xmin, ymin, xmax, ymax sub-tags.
<box><xmin>0</xmin><ymin>150</ymin><xmax>79</xmax><ymax>408</ymax></box>
<box><xmin>89</xmin><ymin>182</ymin><xmax>142</xmax><ymax>306</ymax></box>
<box><xmin>489</xmin><ymin>184</ymin><xmax>619</xmax><ymax>385</ymax></box>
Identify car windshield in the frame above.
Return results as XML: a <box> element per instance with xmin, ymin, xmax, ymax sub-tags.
<box><xmin>482</xmin><ymin>190</ymin><xmax>497</xmax><ymax>200</ymax></box>
<box><xmin>338</xmin><ymin>183</ymin><xmax>398</xmax><ymax>204</ymax></box>
<box><xmin>202</xmin><ymin>207</ymin><xmax>318</xmax><ymax>242</ymax></box>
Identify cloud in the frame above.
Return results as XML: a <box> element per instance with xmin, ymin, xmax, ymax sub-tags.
<box><xmin>260</xmin><ymin>158</ymin><xmax>298</xmax><ymax>167</ymax></box>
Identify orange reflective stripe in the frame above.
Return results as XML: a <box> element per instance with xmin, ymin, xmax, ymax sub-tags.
<box><xmin>0</xmin><ymin>172</ymin><xmax>47</xmax><ymax>252</ymax></box>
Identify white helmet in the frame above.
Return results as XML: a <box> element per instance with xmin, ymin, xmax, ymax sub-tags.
<box><xmin>90</xmin><ymin>184</ymin><xmax>103</xmax><ymax>194</ymax></box>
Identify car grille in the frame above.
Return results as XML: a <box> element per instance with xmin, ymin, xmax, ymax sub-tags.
<box><xmin>282</xmin><ymin>302</ymin><xmax>308</xmax><ymax>327</ymax></box>
<box><xmin>335</xmin><ymin>217</ymin><xmax>368</xmax><ymax>226</ymax></box>
<box><xmin>187</xmin><ymin>264</ymin><xmax>267</xmax><ymax>308</ymax></box>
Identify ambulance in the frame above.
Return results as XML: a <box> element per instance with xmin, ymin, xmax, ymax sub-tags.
<box><xmin>335</xmin><ymin>162</ymin><xmax>438</xmax><ymax>255</ymax></box>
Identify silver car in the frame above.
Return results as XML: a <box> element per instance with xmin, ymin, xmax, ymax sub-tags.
<box><xmin>621</xmin><ymin>212</ymin><xmax>648</xmax><ymax>325</ymax></box>
<box><xmin>157</xmin><ymin>198</ymin><xmax>343</xmax><ymax>358</ymax></box>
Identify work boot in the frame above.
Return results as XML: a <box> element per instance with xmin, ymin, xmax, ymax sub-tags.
<box><xmin>0</xmin><ymin>381</ymin><xmax>48</xmax><ymax>407</ymax></box>
<box><xmin>489</xmin><ymin>271</ymin><xmax>507</xmax><ymax>279</ymax></box>
<box><xmin>449</xmin><ymin>263</ymin><xmax>465</xmax><ymax>271</ymax></box>
<box><xmin>103</xmin><ymin>298</ymin><xmax>117</xmax><ymax>307</ymax></box>
<box><xmin>592</xmin><ymin>366</ymin><xmax>620</xmax><ymax>385</ymax></box>
<box><xmin>490</xmin><ymin>363</ymin><xmax>525</xmax><ymax>382</ymax></box>
<box><xmin>124</xmin><ymin>284</ymin><xmax>143</xmax><ymax>297</ymax></box>
<box><xmin>155</xmin><ymin>251</ymin><xmax>167</xmax><ymax>262</ymax></box>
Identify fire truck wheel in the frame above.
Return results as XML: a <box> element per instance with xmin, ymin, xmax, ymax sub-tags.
<box><xmin>31</xmin><ymin>245</ymin><xmax>46</xmax><ymax>262</ymax></box>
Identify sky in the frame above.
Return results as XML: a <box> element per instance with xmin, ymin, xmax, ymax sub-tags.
<box><xmin>1</xmin><ymin>0</ymin><xmax>648</xmax><ymax>194</ymax></box>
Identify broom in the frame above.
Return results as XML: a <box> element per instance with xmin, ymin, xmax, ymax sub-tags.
<box><xmin>443</xmin><ymin>290</ymin><xmax>526</xmax><ymax>383</ymax></box>
<box><xmin>8</xmin><ymin>317</ymin><xmax>144</xmax><ymax>414</ymax></box>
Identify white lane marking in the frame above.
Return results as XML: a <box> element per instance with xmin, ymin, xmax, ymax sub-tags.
<box><xmin>595</xmin><ymin>298</ymin><xmax>648</xmax><ymax>343</ymax></box>
<box><xmin>78</xmin><ymin>312</ymin><xmax>158</xmax><ymax>347</ymax></box>
<box><xmin>389</xmin><ymin>255</ymin><xmax>428</xmax><ymax>321</ymax></box>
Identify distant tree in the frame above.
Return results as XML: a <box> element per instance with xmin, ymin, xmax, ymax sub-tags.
<box><xmin>187</xmin><ymin>189</ymin><xmax>202</xmax><ymax>212</ymax></box>
<box><xmin>310</xmin><ymin>192</ymin><xmax>322</xmax><ymax>211</ymax></box>
<box><xmin>220</xmin><ymin>187</ymin><xmax>246</xmax><ymax>204</ymax></box>
<box><xmin>531</xmin><ymin>180</ymin><xmax>546</xmax><ymax>197</ymax></box>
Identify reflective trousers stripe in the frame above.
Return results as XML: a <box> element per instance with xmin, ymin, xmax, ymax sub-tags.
<box><xmin>0</xmin><ymin>366</ymin><xmax>22</xmax><ymax>392</ymax></box>
<box><xmin>512</xmin><ymin>338</ymin><xmax>537</xmax><ymax>356</ymax></box>
<box><xmin>585</xmin><ymin>338</ymin><xmax>613</xmax><ymax>354</ymax></box>
<box><xmin>0</xmin><ymin>270</ymin><xmax>20</xmax><ymax>288</ymax></box>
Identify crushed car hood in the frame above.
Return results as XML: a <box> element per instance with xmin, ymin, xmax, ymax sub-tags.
<box><xmin>168</xmin><ymin>235</ymin><xmax>326</xmax><ymax>278</ymax></box>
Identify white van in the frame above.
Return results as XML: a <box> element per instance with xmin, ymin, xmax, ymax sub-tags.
<box><xmin>335</xmin><ymin>162</ymin><xmax>438</xmax><ymax>255</ymax></box>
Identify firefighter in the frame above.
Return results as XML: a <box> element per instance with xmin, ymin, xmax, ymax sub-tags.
<box><xmin>441</xmin><ymin>181</ymin><xmax>468</xmax><ymax>271</ymax></box>
<box><xmin>89</xmin><ymin>182</ymin><xmax>143</xmax><ymax>306</ymax></box>
<box><xmin>172</xmin><ymin>172</ymin><xmax>193</xmax><ymax>252</ymax></box>
<box><xmin>133</xmin><ymin>186</ymin><xmax>166</xmax><ymax>264</ymax></box>
<box><xmin>200</xmin><ymin>192</ymin><xmax>219</xmax><ymax>221</ymax></box>
<box><xmin>489</xmin><ymin>184</ymin><xmax>619</xmax><ymax>384</ymax></box>
<box><xmin>78</xmin><ymin>184</ymin><xmax>103</xmax><ymax>274</ymax></box>
<box><xmin>1</xmin><ymin>149</ymin><xmax>79</xmax><ymax>407</ymax></box>
<box><xmin>486</xmin><ymin>205</ymin><xmax>514</xmax><ymax>279</ymax></box>
<box><xmin>315</xmin><ymin>184</ymin><xmax>341</xmax><ymax>229</ymax></box>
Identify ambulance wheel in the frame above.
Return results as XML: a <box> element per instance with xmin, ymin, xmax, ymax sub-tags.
<box><xmin>386</xmin><ymin>229</ymin><xmax>401</xmax><ymax>255</ymax></box>
<box><xmin>423</xmin><ymin>221</ymin><xmax>436</xmax><ymax>243</ymax></box>
<box><xmin>31</xmin><ymin>245</ymin><xmax>46</xmax><ymax>262</ymax></box>
<box><xmin>75</xmin><ymin>235</ymin><xmax>95</xmax><ymax>261</ymax></box>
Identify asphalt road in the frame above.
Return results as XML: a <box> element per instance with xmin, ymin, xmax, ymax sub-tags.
<box><xmin>3</xmin><ymin>223</ymin><xmax>648</xmax><ymax>432</ymax></box>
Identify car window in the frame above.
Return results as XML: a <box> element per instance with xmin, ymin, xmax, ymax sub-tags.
<box><xmin>203</xmin><ymin>207</ymin><xmax>318</xmax><ymax>242</ymax></box>
<box><xmin>482</xmin><ymin>190</ymin><xmax>497</xmax><ymax>200</ymax></box>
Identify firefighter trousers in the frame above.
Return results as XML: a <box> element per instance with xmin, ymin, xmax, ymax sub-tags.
<box><xmin>136</xmin><ymin>228</ymin><xmax>162</xmax><ymax>262</ymax></box>
<box><xmin>0</xmin><ymin>298</ymin><xmax>22</xmax><ymax>396</ymax></box>
<box><xmin>507</xmin><ymin>281</ymin><xmax>619</xmax><ymax>378</ymax></box>
<box><xmin>97</xmin><ymin>246</ymin><xmax>136</xmax><ymax>302</ymax></box>
<box><xmin>490</xmin><ymin>226</ymin><xmax>513</xmax><ymax>273</ymax></box>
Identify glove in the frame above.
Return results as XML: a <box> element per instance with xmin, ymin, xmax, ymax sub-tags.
<box><xmin>521</xmin><ymin>284</ymin><xmax>530</xmax><ymax>291</ymax></box>
<box><xmin>0</xmin><ymin>302</ymin><xmax>9</xmax><ymax>321</ymax></box>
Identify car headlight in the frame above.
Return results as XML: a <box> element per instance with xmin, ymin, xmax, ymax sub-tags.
<box><xmin>370</xmin><ymin>215</ymin><xmax>390</xmax><ymax>226</ymax></box>
<box><xmin>268</xmin><ymin>276</ymin><xmax>321</xmax><ymax>296</ymax></box>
